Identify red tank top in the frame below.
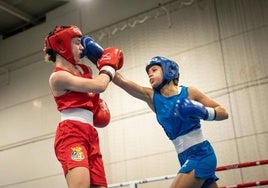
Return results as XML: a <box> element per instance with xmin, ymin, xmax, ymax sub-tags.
<box><xmin>52</xmin><ymin>64</ymin><xmax>99</xmax><ymax>112</ymax></box>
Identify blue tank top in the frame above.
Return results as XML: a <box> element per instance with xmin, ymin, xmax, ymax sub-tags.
<box><xmin>153</xmin><ymin>86</ymin><xmax>201</xmax><ymax>140</ymax></box>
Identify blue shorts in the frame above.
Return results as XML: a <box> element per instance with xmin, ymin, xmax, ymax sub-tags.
<box><xmin>178</xmin><ymin>140</ymin><xmax>218</xmax><ymax>183</ymax></box>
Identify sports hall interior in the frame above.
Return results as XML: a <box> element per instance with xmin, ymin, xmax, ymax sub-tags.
<box><xmin>0</xmin><ymin>0</ymin><xmax>267</xmax><ymax>187</ymax></box>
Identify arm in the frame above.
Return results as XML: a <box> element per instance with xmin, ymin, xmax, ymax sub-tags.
<box><xmin>113</xmin><ymin>72</ymin><xmax>154</xmax><ymax>111</ymax></box>
<box><xmin>49</xmin><ymin>70</ymin><xmax>112</xmax><ymax>96</ymax></box>
<box><xmin>50</xmin><ymin>46</ymin><xmax>124</xmax><ymax>96</ymax></box>
<box><xmin>188</xmin><ymin>86</ymin><xmax>229</xmax><ymax>120</ymax></box>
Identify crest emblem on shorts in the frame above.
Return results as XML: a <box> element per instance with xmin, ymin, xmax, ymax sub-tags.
<box><xmin>71</xmin><ymin>146</ymin><xmax>85</xmax><ymax>161</ymax></box>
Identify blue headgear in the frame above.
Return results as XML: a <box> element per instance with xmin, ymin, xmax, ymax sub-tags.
<box><xmin>146</xmin><ymin>56</ymin><xmax>179</xmax><ymax>91</ymax></box>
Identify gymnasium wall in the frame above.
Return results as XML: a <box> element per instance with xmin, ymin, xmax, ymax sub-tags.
<box><xmin>0</xmin><ymin>0</ymin><xmax>267</xmax><ymax>187</ymax></box>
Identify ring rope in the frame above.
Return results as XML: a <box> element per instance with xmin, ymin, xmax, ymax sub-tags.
<box><xmin>219</xmin><ymin>180</ymin><xmax>268</xmax><ymax>188</ymax></box>
<box><xmin>108</xmin><ymin>159</ymin><xmax>268</xmax><ymax>188</ymax></box>
<box><xmin>216</xmin><ymin>159</ymin><xmax>268</xmax><ymax>171</ymax></box>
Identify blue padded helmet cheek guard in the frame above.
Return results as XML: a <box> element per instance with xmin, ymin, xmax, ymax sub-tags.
<box><xmin>162</xmin><ymin>61</ymin><xmax>179</xmax><ymax>81</ymax></box>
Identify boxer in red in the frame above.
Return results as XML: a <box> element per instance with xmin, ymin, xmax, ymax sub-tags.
<box><xmin>44</xmin><ymin>25</ymin><xmax>123</xmax><ymax>188</ymax></box>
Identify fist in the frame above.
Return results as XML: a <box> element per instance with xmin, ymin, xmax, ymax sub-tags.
<box><xmin>174</xmin><ymin>98</ymin><xmax>208</xmax><ymax>121</ymax></box>
<box><xmin>93</xmin><ymin>98</ymin><xmax>111</xmax><ymax>128</ymax></box>
<box><xmin>97</xmin><ymin>47</ymin><xmax>124</xmax><ymax>70</ymax></box>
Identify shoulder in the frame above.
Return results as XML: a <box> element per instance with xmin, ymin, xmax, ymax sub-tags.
<box><xmin>187</xmin><ymin>86</ymin><xmax>204</xmax><ymax>100</ymax></box>
<box><xmin>49</xmin><ymin>70</ymin><xmax>72</xmax><ymax>86</ymax></box>
<box><xmin>187</xmin><ymin>86</ymin><xmax>198</xmax><ymax>93</ymax></box>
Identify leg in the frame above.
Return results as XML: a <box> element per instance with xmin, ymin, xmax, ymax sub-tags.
<box><xmin>207</xmin><ymin>181</ymin><xmax>218</xmax><ymax>188</ymax></box>
<box><xmin>170</xmin><ymin>170</ymin><xmax>205</xmax><ymax>188</ymax></box>
<box><xmin>90</xmin><ymin>186</ymin><xmax>106</xmax><ymax>188</ymax></box>
<box><xmin>87</xmin><ymin>128</ymin><xmax>107</xmax><ymax>187</ymax></box>
<box><xmin>66</xmin><ymin>167</ymin><xmax>90</xmax><ymax>188</ymax></box>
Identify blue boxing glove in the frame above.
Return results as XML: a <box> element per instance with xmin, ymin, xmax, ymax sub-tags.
<box><xmin>81</xmin><ymin>35</ymin><xmax>104</xmax><ymax>65</ymax></box>
<box><xmin>175</xmin><ymin>98</ymin><xmax>216</xmax><ymax>121</ymax></box>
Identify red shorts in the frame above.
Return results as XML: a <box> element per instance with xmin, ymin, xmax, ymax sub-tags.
<box><xmin>54</xmin><ymin>120</ymin><xmax>107</xmax><ymax>186</ymax></box>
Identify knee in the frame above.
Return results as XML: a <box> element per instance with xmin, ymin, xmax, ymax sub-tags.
<box><xmin>66</xmin><ymin>167</ymin><xmax>90</xmax><ymax>188</ymax></box>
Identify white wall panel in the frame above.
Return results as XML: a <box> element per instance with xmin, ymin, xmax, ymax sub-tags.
<box><xmin>222</xmin><ymin>27</ymin><xmax>268</xmax><ymax>87</ymax></box>
<box><xmin>216</xmin><ymin>0</ymin><xmax>268</xmax><ymax>38</ymax></box>
<box><xmin>213</xmin><ymin>140</ymin><xmax>241</xmax><ymax>187</ymax></box>
<box><xmin>176</xmin><ymin>43</ymin><xmax>227</xmax><ymax>92</ymax></box>
<box><xmin>217</xmin><ymin>169</ymin><xmax>242</xmax><ymax>188</ymax></box>
<box><xmin>237</xmin><ymin>134</ymin><xmax>268</xmax><ymax>163</ymax></box>
<box><xmin>101</xmin><ymin>113</ymin><xmax>172</xmax><ymax>164</ymax></box>
<box><xmin>0</xmin><ymin>62</ymin><xmax>53</xmax><ymax>108</ymax></box>
<box><xmin>106</xmin><ymin>150</ymin><xmax>177</xmax><ymax>185</ymax></box>
<box><xmin>0</xmin><ymin>139</ymin><xmax>63</xmax><ymax>187</ymax></box>
<box><xmin>80</xmin><ymin>0</ymin><xmax>171</xmax><ymax>34</ymax></box>
<box><xmin>0</xmin><ymin>0</ymin><xmax>267</xmax><ymax>187</ymax></box>
<box><xmin>214</xmin><ymin>140</ymin><xmax>240</xmax><ymax>167</ymax></box>
<box><xmin>0</xmin><ymin>175</ymin><xmax>65</xmax><ymax>188</ymax></box>
<box><xmin>95</xmin><ymin>0</ymin><xmax>221</xmax><ymax>67</ymax></box>
<box><xmin>0</xmin><ymin>96</ymin><xmax>58</xmax><ymax>146</ymax></box>
<box><xmin>0</xmin><ymin>62</ymin><xmax>59</xmax><ymax>146</ymax></box>
<box><xmin>230</xmin><ymin>85</ymin><xmax>268</xmax><ymax>138</ymax></box>
<box><xmin>202</xmin><ymin>95</ymin><xmax>234</xmax><ymax>142</ymax></box>
<box><xmin>237</xmin><ymin>134</ymin><xmax>268</xmax><ymax>182</ymax></box>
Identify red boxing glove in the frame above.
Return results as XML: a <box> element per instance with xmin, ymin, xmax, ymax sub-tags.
<box><xmin>93</xmin><ymin>98</ymin><xmax>111</xmax><ymax>128</ymax></box>
<box><xmin>97</xmin><ymin>47</ymin><xmax>123</xmax><ymax>70</ymax></box>
<box><xmin>97</xmin><ymin>47</ymin><xmax>124</xmax><ymax>80</ymax></box>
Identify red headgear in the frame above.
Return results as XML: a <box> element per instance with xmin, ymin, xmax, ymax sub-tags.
<box><xmin>44</xmin><ymin>25</ymin><xmax>83</xmax><ymax>65</ymax></box>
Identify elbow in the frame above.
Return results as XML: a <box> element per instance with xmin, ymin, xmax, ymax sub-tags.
<box><xmin>223</xmin><ymin>108</ymin><xmax>229</xmax><ymax>120</ymax></box>
<box><xmin>223</xmin><ymin>112</ymin><xmax>229</xmax><ymax>120</ymax></box>
<box><xmin>222</xmin><ymin>111</ymin><xmax>229</xmax><ymax>120</ymax></box>
<box><xmin>226</xmin><ymin>112</ymin><xmax>229</xmax><ymax>119</ymax></box>
<box><xmin>215</xmin><ymin>107</ymin><xmax>229</xmax><ymax>120</ymax></box>
<box><xmin>95</xmin><ymin>83</ymin><xmax>109</xmax><ymax>93</ymax></box>
<box><xmin>96</xmin><ymin>86</ymin><xmax>106</xmax><ymax>93</ymax></box>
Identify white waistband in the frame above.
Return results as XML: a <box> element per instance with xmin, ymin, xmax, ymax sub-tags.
<box><xmin>172</xmin><ymin>129</ymin><xmax>205</xmax><ymax>154</ymax></box>
<box><xmin>60</xmin><ymin>108</ymin><xmax>93</xmax><ymax>125</ymax></box>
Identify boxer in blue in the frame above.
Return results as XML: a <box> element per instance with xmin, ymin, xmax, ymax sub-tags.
<box><xmin>113</xmin><ymin>56</ymin><xmax>229</xmax><ymax>188</ymax></box>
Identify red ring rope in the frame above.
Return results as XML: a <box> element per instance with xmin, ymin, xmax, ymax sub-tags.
<box><xmin>216</xmin><ymin>159</ymin><xmax>268</xmax><ymax>171</ymax></box>
<box><xmin>219</xmin><ymin>180</ymin><xmax>268</xmax><ymax>188</ymax></box>
<box><xmin>217</xmin><ymin>159</ymin><xmax>268</xmax><ymax>188</ymax></box>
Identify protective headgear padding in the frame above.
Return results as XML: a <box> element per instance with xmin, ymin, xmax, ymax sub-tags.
<box><xmin>44</xmin><ymin>25</ymin><xmax>82</xmax><ymax>65</ymax></box>
<box><xmin>146</xmin><ymin>56</ymin><xmax>179</xmax><ymax>91</ymax></box>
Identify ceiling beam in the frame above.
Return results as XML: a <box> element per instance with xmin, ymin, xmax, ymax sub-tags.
<box><xmin>0</xmin><ymin>0</ymin><xmax>37</xmax><ymax>24</ymax></box>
